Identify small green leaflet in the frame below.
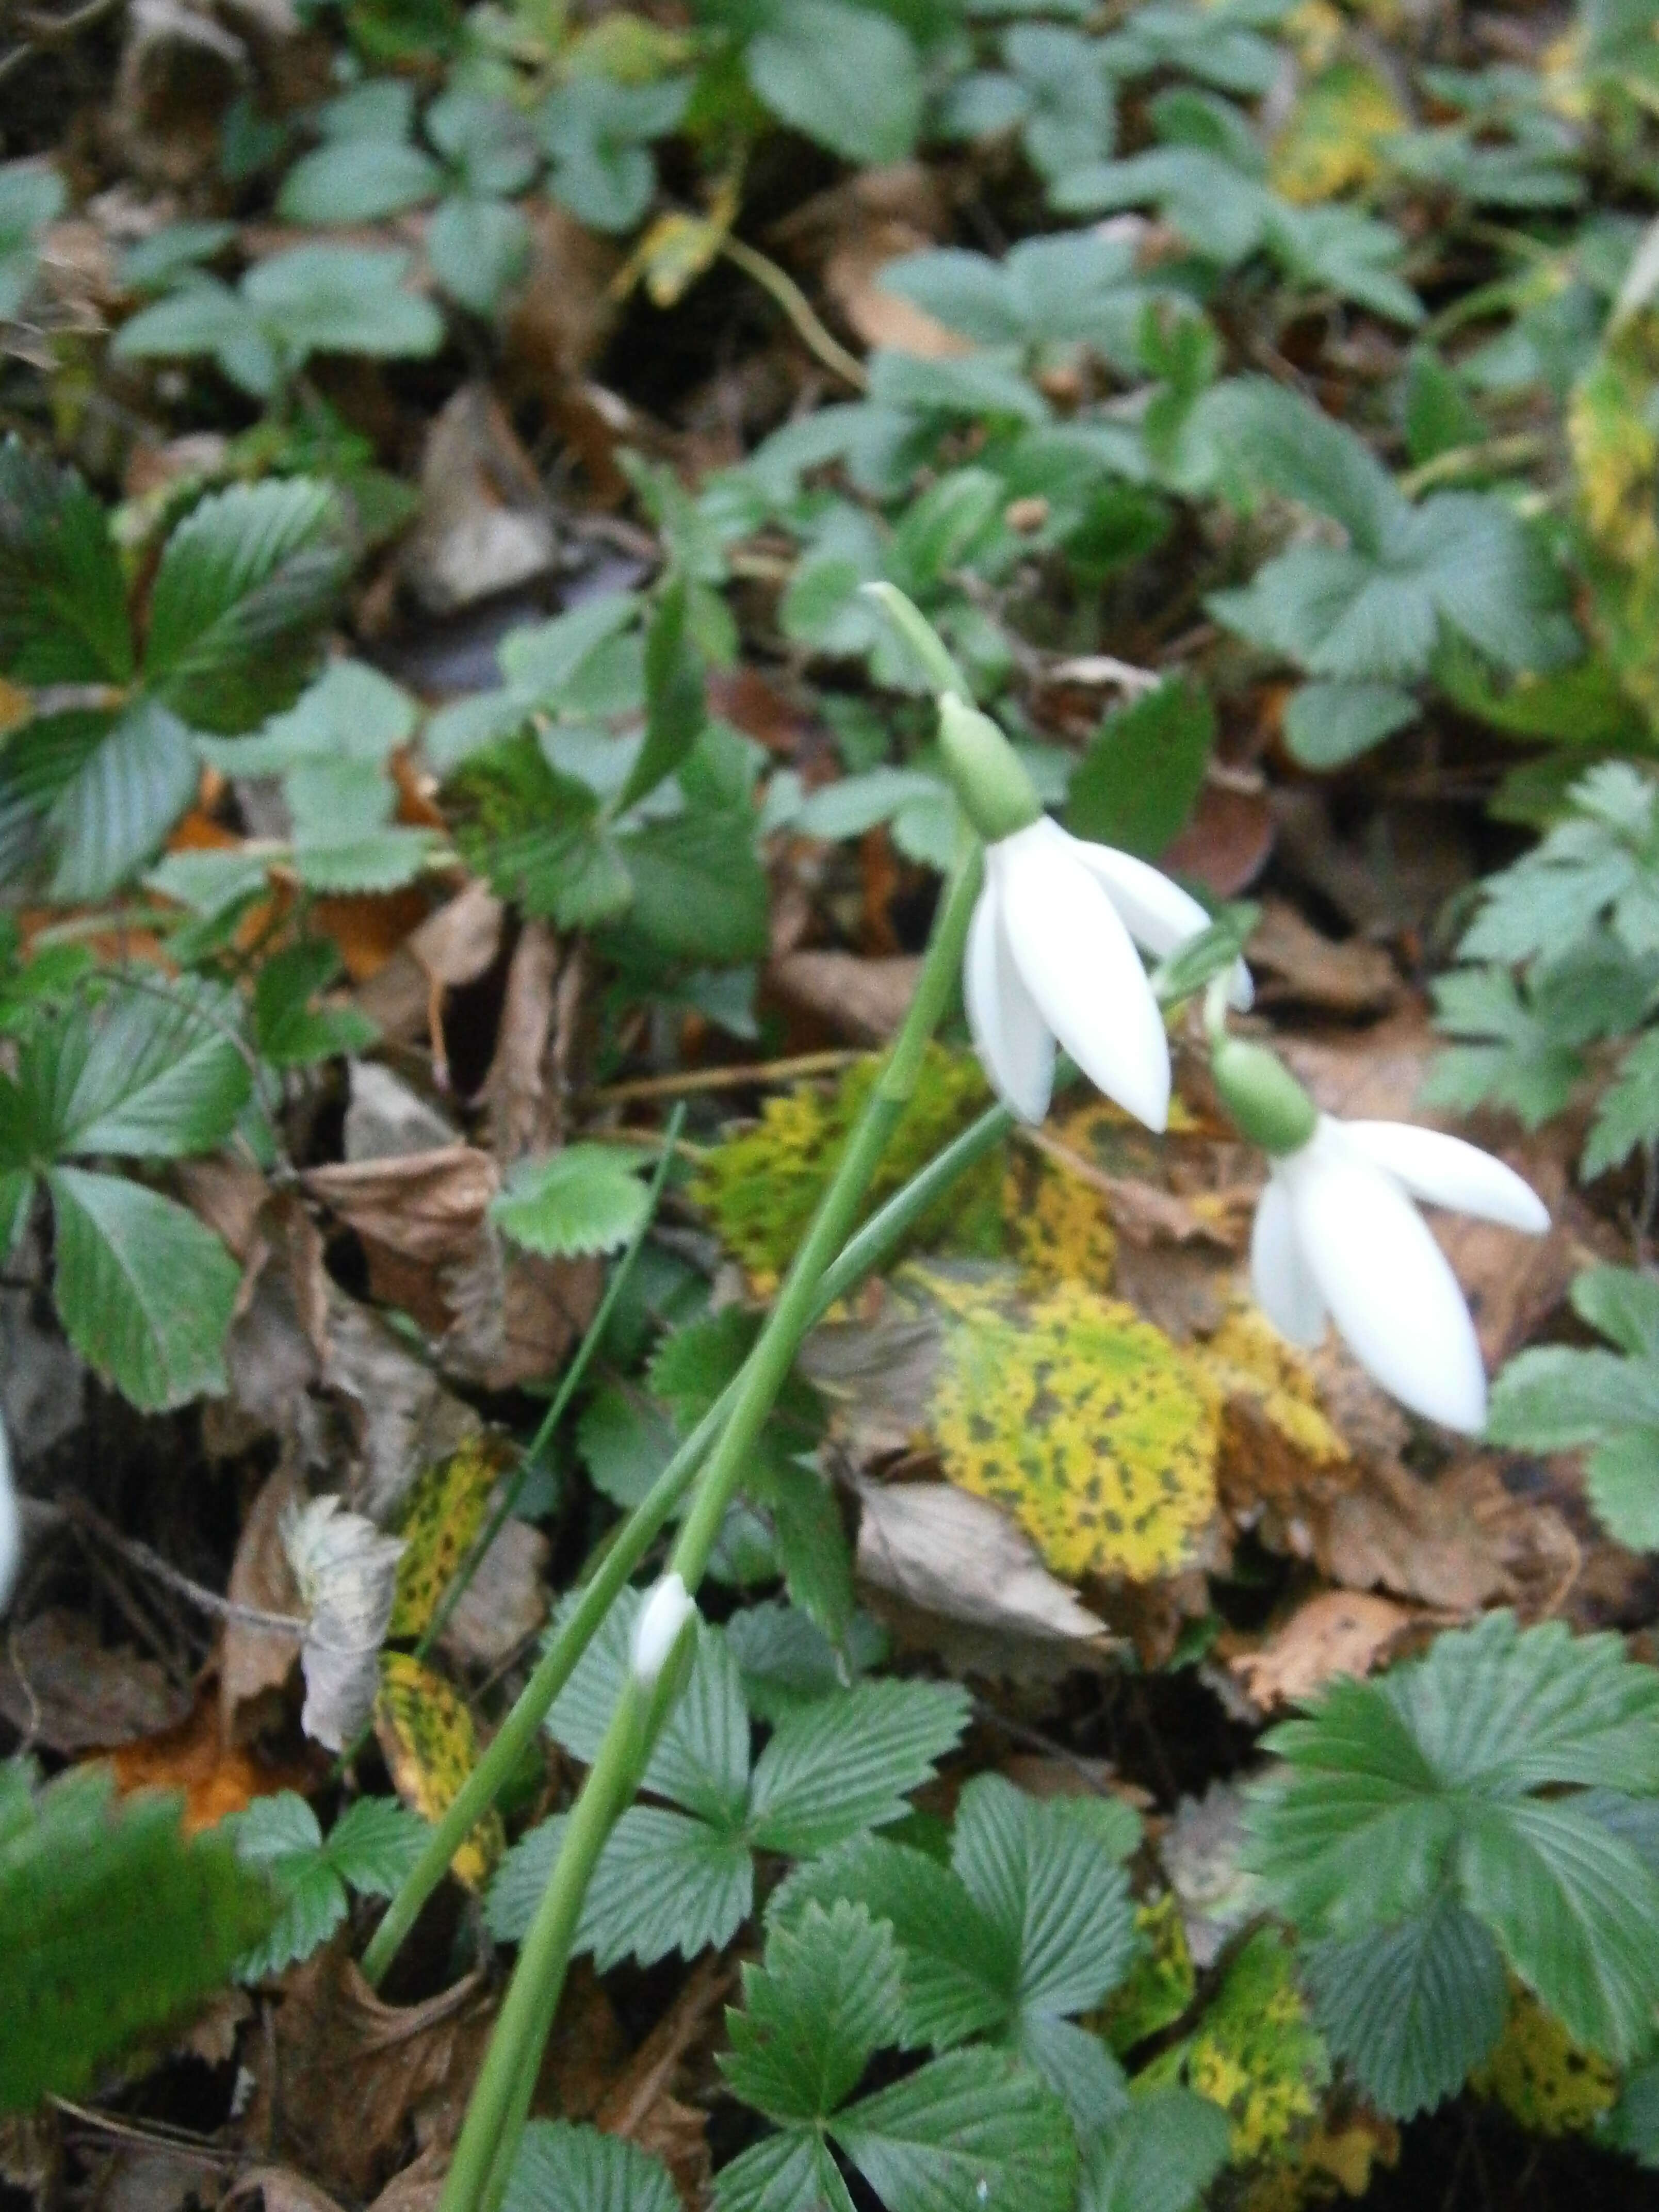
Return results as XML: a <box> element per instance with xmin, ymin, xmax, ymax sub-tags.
<box><xmin>226</xmin><ymin>1791</ymin><xmax>429</xmax><ymax>1979</ymax></box>
<box><xmin>1245</xmin><ymin>1611</ymin><xmax>1659</xmax><ymax>2075</ymax></box>
<box><xmin>486</xmin><ymin>1593</ymin><xmax>968</xmax><ymax>1971</ymax></box>
<box><xmin>501</xmin><ymin>2122</ymin><xmax>680</xmax><ymax>2212</ymax></box>
<box><xmin>491</xmin><ymin>1144</ymin><xmax>655</xmax><ymax>1258</ymax></box>
<box><xmin>1</xmin><ymin>1761</ymin><xmax>274</xmax><ymax>2112</ymax></box>
<box><xmin>1076</xmin><ymin>2089</ymin><xmax>1230</xmax><ymax>2212</ymax></box>
<box><xmin>1488</xmin><ymin>1266</ymin><xmax>1659</xmax><ymax>1549</ymax></box>
<box><xmin>715</xmin><ymin>1903</ymin><xmax>1078</xmax><ymax>2212</ymax></box>
<box><xmin>744</xmin><ymin>0</ymin><xmax>922</xmax><ymax>168</ymax></box>
<box><xmin>1065</xmin><ymin>678</ymin><xmax>1213</xmax><ymax>858</ymax></box>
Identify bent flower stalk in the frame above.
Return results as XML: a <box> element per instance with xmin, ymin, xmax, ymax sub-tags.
<box><xmin>1251</xmin><ymin>1115</ymin><xmax>1549</xmax><ymax>1431</ymax></box>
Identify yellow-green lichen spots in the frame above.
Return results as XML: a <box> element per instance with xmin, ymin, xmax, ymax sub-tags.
<box><xmin>916</xmin><ymin>1266</ymin><xmax>1218</xmax><ymax>1583</ymax></box>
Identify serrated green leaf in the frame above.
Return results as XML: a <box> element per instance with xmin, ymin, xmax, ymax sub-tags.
<box><xmin>23</xmin><ymin>981</ymin><xmax>250</xmax><ymax>1160</ymax></box>
<box><xmin>491</xmin><ymin>1144</ymin><xmax>653</xmax><ymax>1258</ymax></box>
<box><xmin>1065</xmin><ymin>678</ymin><xmax>1212</xmax><ymax>858</ymax></box>
<box><xmin>0</xmin><ymin>699</ymin><xmax>201</xmax><ymax>901</ymax></box>
<box><xmin>1282</xmin><ymin>680</ymin><xmax>1418</xmax><ymax>768</ymax></box>
<box><xmin>326</xmin><ymin>1795</ymin><xmax>428</xmax><ymax>1896</ymax></box>
<box><xmin>713</xmin><ymin>2127</ymin><xmax>856</xmax><ymax>2212</ymax></box>
<box><xmin>951</xmin><ymin>1773</ymin><xmax>1140</xmax><ymax>2020</ymax></box>
<box><xmin>278</xmin><ymin>138</ymin><xmax>444</xmax><ymax>224</ymax></box>
<box><xmin>616</xmin><ymin>808</ymin><xmax>770</xmax><ymax>965</ymax></box>
<box><xmin>580</xmin><ymin>1805</ymin><xmax>754</xmax><ymax>1968</ymax></box>
<box><xmin>502</xmin><ymin>2121</ymin><xmax>681</xmax><ymax>2212</ymax></box>
<box><xmin>544</xmin><ymin>1589</ymin><xmax>752</xmax><ymax>1828</ymax></box>
<box><xmin>1</xmin><ymin>1763</ymin><xmax>273</xmax><ymax>2111</ymax></box>
<box><xmin>1077</xmin><ymin>2088</ymin><xmax>1230</xmax><ymax>2212</ymax></box>
<box><xmin>427</xmin><ymin>194</ymin><xmax>530</xmax><ymax>315</ymax></box>
<box><xmin>746</xmin><ymin>1679</ymin><xmax>970</xmax><ymax>1856</ymax></box>
<box><xmin>0</xmin><ymin>438</ymin><xmax>133</xmax><ymax>684</ymax></box>
<box><xmin>254</xmin><ymin>940</ymin><xmax>377</xmax><ymax>1068</ymax></box>
<box><xmin>722</xmin><ymin>1899</ymin><xmax>904</xmax><ymax>2123</ymax></box>
<box><xmin>142</xmin><ymin>478</ymin><xmax>348</xmax><ymax>734</ymax></box>
<box><xmin>241</xmin><ymin>244</ymin><xmax>445</xmax><ymax>367</ymax></box>
<box><xmin>225</xmin><ymin>1792</ymin><xmax>347</xmax><ymax>1980</ymax></box>
<box><xmin>1303</xmin><ymin>1896</ymin><xmax>1508</xmax><ymax>2118</ymax></box>
<box><xmin>47</xmin><ymin>1167</ymin><xmax>240</xmax><ymax>1409</ymax></box>
<box><xmin>745</xmin><ymin>0</ymin><xmax>922</xmax><ymax>166</ymax></box>
<box><xmin>1584</xmin><ymin>1031</ymin><xmax>1659</xmax><ymax>1179</ymax></box>
<box><xmin>726</xmin><ymin>1603</ymin><xmax>888</xmax><ymax>1725</ymax></box>
<box><xmin>832</xmin><ymin>2046</ymin><xmax>1078</xmax><ymax>2212</ymax></box>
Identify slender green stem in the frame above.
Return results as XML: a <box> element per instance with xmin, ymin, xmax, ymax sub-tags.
<box><xmin>415</xmin><ymin>1108</ymin><xmax>685</xmax><ymax>1665</ymax></box>
<box><xmin>433</xmin><ymin>849</ymin><xmax>984</xmax><ymax>2212</ymax></box>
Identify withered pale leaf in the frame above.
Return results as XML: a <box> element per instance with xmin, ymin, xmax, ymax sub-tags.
<box><xmin>282</xmin><ymin>1496</ymin><xmax>405</xmax><ymax>1752</ymax></box>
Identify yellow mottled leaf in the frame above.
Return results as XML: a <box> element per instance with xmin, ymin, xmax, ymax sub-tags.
<box><xmin>693</xmin><ymin>1046</ymin><xmax>999</xmax><ymax>1292</ymax></box>
<box><xmin>1191</xmin><ymin>1301</ymin><xmax>1350</xmax><ymax>1473</ymax></box>
<box><xmin>1571</xmin><ymin>347</ymin><xmax>1659</xmax><ymax>568</ymax></box>
<box><xmin>1160</xmin><ymin>1928</ymin><xmax>1331</xmax><ymax>2165</ymax></box>
<box><xmin>387</xmin><ymin>1433</ymin><xmax>518</xmax><ymax>1642</ymax></box>
<box><xmin>1473</xmin><ymin>1988</ymin><xmax>1620</xmax><ymax>2135</ymax></box>
<box><xmin>918</xmin><ymin>1266</ymin><xmax>1218</xmax><ymax>1583</ymax></box>
<box><xmin>1280</xmin><ymin>0</ymin><xmax>1343</xmax><ymax>71</ymax></box>
<box><xmin>375</xmin><ymin>1652</ymin><xmax>502</xmax><ymax>1890</ymax></box>
<box><xmin>564</xmin><ymin>11</ymin><xmax>693</xmax><ymax>82</ymax></box>
<box><xmin>1271</xmin><ymin>62</ymin><xmax>1406</xmax><ymax>204</ymax></box>
<box><xmin>1001</xmin><ymin>1136</ymin><xmax>1117</xmax><ymax>1292</ymax></box>
<box><xmin>1099</xmin><ymin>1894</ymin><xmax>1196</xmax><ymax>2055</ymax></box>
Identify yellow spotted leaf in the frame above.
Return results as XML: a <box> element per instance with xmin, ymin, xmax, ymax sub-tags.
<box><xmin>1156</xmin><ymin>1929</ymin><xmax>1331</xmax><ymax>2166</ymax></box>
<box><xmin>1191</xmin><ymin>1300</ymin><xmax>1350</xmax><ymax>1478</ymax></box>
<box><xmin>1001</xmin><ymin>1137</ymin><xmax>1117</xmax><ymax>1292</ymax></box>
<box><xmin>1270</xmin><ymin>62</ymin><xmax>1406</xmax><ymax>204</ymax></box>
<box><xmin>375</xmin><ymin>1653</ymin><xmax>502</xmax><ymax>1890</ymax></box>
<box><xmin>1280</xmin><ymin>0</ymin><xmax>1344</xmax><ymax>71</ymax></box>
<box><xmin>693</xmin><ymin>1046</ymin><xmax>1000</xmax><ymax>1291</ymax></box>
<box><xmin>1570</xmin><ymin>346</ymin><xmax>1659</xmax><ymax>568</ymax></box>
<box><xmin>1473</xmin><ymin>1988</ymin><xmax>1620</xmax><ymax>2135</ymax></box>
<box><xmin>1099</xmin><ymin>1894</ymin><xmax>1196</xmax><ymax>2055</ymax></box>
<box><xmin>387</xmin><ymin>1434</ymin><xmax>518</xmax><ymax>1642</ymax></box>
<box><xmin>917</xmin><ymin>1266</ymin><xmax>1218</xmax><ymax>1583</ymax></box>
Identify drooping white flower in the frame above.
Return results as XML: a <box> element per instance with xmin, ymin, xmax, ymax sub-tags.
<box><xmin>0</xmin><ymin>1410</ymin><xmax>17</xmax><ymax>1616</ymax></box>
<box><xmin>631</xmin><ymin>1571</ymin><xmax>696</xmax><ymax>1685</ymax></box>
<box><xmin>965</xmin><ymin>814</ymin><xmax>1245</xmax><ymax>1131</ymax></box>
<box><xmin>1250</xmin><ymin>1115</ymin><xmax>1549</xmax><ymax>1431</ymax></box>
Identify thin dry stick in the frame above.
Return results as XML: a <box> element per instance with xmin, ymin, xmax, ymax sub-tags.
<box><xmin>62</xmin><ymin>1497</ymin><xmax>305</xmax><ymax>1635</ymax></box>
<box><xmin>583</xmin><ymin>1048</ymin><xmax>860</xmax><ymax>1106</ymax></box>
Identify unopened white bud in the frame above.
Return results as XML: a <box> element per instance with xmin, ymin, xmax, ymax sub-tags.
<box><xmin>630</xmin><ymin>1572</ymin><xmax>695</xmax><ymax>1685</ymax></box>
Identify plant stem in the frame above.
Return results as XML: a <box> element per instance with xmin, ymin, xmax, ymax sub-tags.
<box><xmin>415</xmin><ymin>1107</ymin><xmax>685</xmax><ymax>1664</ymax></box>
<box><xmin>361</xmin><ymin>1091</ymin><xmax>1019</xmax><ymax>1989</ymax></box>
<box><xmin>432</xmin><ymin>848</ymin><xmax>983</xmax><ymax>2212</ymax></box>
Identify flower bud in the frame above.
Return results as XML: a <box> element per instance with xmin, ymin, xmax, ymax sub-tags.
<box><xmin>630</xmin><ymin>1572</ymin><xmax>696</xmax><ymax>1686</ymax></box>
<box><xmin>937</xmin><ymin>696</ymin><xmax>1043</xmax><ymax>845</ymax></box>
<box><xmin>1211</xmin><ymin>1036</ymin><xmax>1318</xmax><ymax>1156</ymax></box>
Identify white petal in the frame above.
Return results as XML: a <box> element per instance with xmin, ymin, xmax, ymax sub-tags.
<box><xmin>1340</xmin><ymin>1121</ymin><xmax>1551</xmax><ymax>1233</ymax></box>
<box><xmin>1250</xmin><ymin>1176</ymin><xmax>1327</xmax><ymax>1346</ymax></box>
<box><xmin>995</xmin><ymin>819</ymin><xmax>1171</xmax><ymax>1131</ymax></box>
<box><xmin>964</xmin><ymin>874</ymin><xmax>1055</xmax><ymax>1123</ymax></box>
<box><xmin>0</xmin><ymin>1411</ymin><xmax>16</xmax><ymax>1616</ymax></box>
<box><xmin>1067</xmin><ymin>836</ymin><xmax>1253</xmax><ymax>1009</ymax></box>
<box><xmin>1283</xmin><ymin>1147</ymin><xmax>1488</xmax><ymax>1432</ymax></box>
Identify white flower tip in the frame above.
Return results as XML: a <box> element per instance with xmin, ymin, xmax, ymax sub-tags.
<box><xmin>631</xmin><ymin>1572</ymin><xmax>696</xmax><ymax>1685</ymax></box>
<box><xmin>1228</xmin><ymin>959</ymin><xmax>1255</xmax><ymax>1013</ymax></box>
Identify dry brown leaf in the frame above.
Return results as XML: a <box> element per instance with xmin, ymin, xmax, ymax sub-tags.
<box><xmin>484</xmin><ymin>919</ymin><xmax>560</xmax><ymax>1158</ymax></box>
<box><xmin>1249</xmin><ymin>898</ymin><xmax>1401</xmax><ymax>1016</ymax></box>
<box><xmin>90</xmin><ymin>2145</ymin><xmax>226</xmax><ymax>2212</ymax></box>
<box><xmin>438</xmin><ymin>1515</ymin><xmax>549</xmax><ymax>1669</ymax></box>
<box><xmin>238</xmin><ymin>1949</ymin><xmax>496</xmax><ymax>2202</ymax></box>
<box><xmin>402</xmin><ymin>385</ymin><xmax>560</xmax><ymax>614</ymax></box>
<box><xmin>323</xmin><ymin>1299</ymin><xmax>481</xmax><ymax>1521</ymax></box>
<box><xmin>535</xmin><ymin>1960</ymin><xmax>629</xmax><ymax>2123</ymax></box>
<box><xmin>504</xmin><ymin>204</ymin><xmax>623</xmax><ymax>396</ymax></box>
<box><xmin>766</xmin><ymin>950</ymin><xmax>919</xmax><ymax>1044</ymax></box>
<box><xmin>1161</xmin><ymin>780</ymin><xmax>1275</xmax><ymax>898</ymax></box>
<box><xmin>229</xmin><ymin>2167</ymin><xmax>347</xmax><ymax>2212</ymax></box>
<box><xmin>593</xmin><ymin>1954</ymin><xmax>726</xmax><ymax>2208</ymax></box>
<box><xmin>1309</xmin><ymin>1452</ymin><xmax>1581</xmax><ymax>1615</ymax></box>
<box><xmin>825</xmin><ymin>236</ymin><xmax>971</xmax><ymax>359</ymax></box>
<box><xmin>856</xmin><ymin>1478</ymin><xmax>1111</xmax><ymax>1642</ymax></box>
<box><xmin>304</xmin><ymin>1147</ymin><xmax>497</xmax><ymax>1267</ymax></box>
<box><xmin>220</xmin><ymin>1459</ymin><xmax>304</xmax><ymax>1743</ymax></box>
<box><xmin>0</xmin><ymin>1609</ymin><xmax>190</xmax><ymax>1752</ymax></box>
<box><xmin>1228</xmin><ymin>1590</ymin><xmax>1420</xmax><ymax>1712</ymax></box>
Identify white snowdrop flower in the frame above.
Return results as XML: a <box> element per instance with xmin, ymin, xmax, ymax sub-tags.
<box><xmin>0</xmin><ymin>1410</ymin><xmax>17</xmax><ymax>1616</ymax></box>
<box><xmin>1244</xmin><ymin>1101</ymin><xmax>1550</xmax><ymax>1433</ymax></box>
<box><xmin>631</xmin><ymin>1572</ymin><xmax>696</xmax><ymax>1686</ymax></box>
<box><xmin>941</xmin><ymin>696</ymin><xmax>1246</xmax><ymax>1131</ymax></box>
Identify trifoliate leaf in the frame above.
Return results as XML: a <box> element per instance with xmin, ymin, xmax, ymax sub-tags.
<box><xmin>1246</xmin><ymin>1612</ymin><xmax>1659</xmax><ymax>2061</ymax></box>
<box><xmin>141</xmin><ymin>478</ymin><xmax>349</xmax><ymax>734</ymax></box>
<box><xmin>745</xmin><ymin>1678</ymin><xmax>970</xmax><ymax>1856</ymax></box>
<box><xmin>18</xmin><ymin>980</ymin><xmax>250</xmax><ymax>1161</ymax></box>
<box><xmin>1</xmin><ymin>1763</ymin><xmax>274</xmax><ymax>2112</ymax></box>
<box><xmin>722</xmin><ymin>1899</ymin><xmax>905</xmax><ymax>2123</ymax></box>
<box><xmin>578</xmin><ymin>1805</ymin><xmax>754</xmax><ymax>1969</ymax></box>
<box><xmin>491</xmin><ymin>1144</ymin><xmax>653</xmax><ymax>1258</ymax></box>
<box><xmin>501</xmin><ymin>2121</ymin><xmax>680</xmax><ymax>2212</ymax></box>
<box><xmin>0</xmin><ymin>437</ymin><xmax>133</xmax><ymax>684</ymax></box>
<box><xmin>375</xmin><ymin>1651</ymin><xmax>502</xmax><ymax>1889</ymax></box>
<box><xmin>832</xmin><ymin>2045</ymin><xmax>1078</xmax><ymax>2212</ymax></box>
<box><xmin>47</xmin><ymin>1167</ymin><xmax>240</xmax><ymax>1410</ymax></box>
<box><xmin>917</xmin><ymin>1266</ymin><xmax>1219</xmax><ymax>1583</ymax></box>
<box><xmin>1302</xmin><ymin>1896</ymin><xmax>1508</xmax><ymax>2118</ymax></box>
